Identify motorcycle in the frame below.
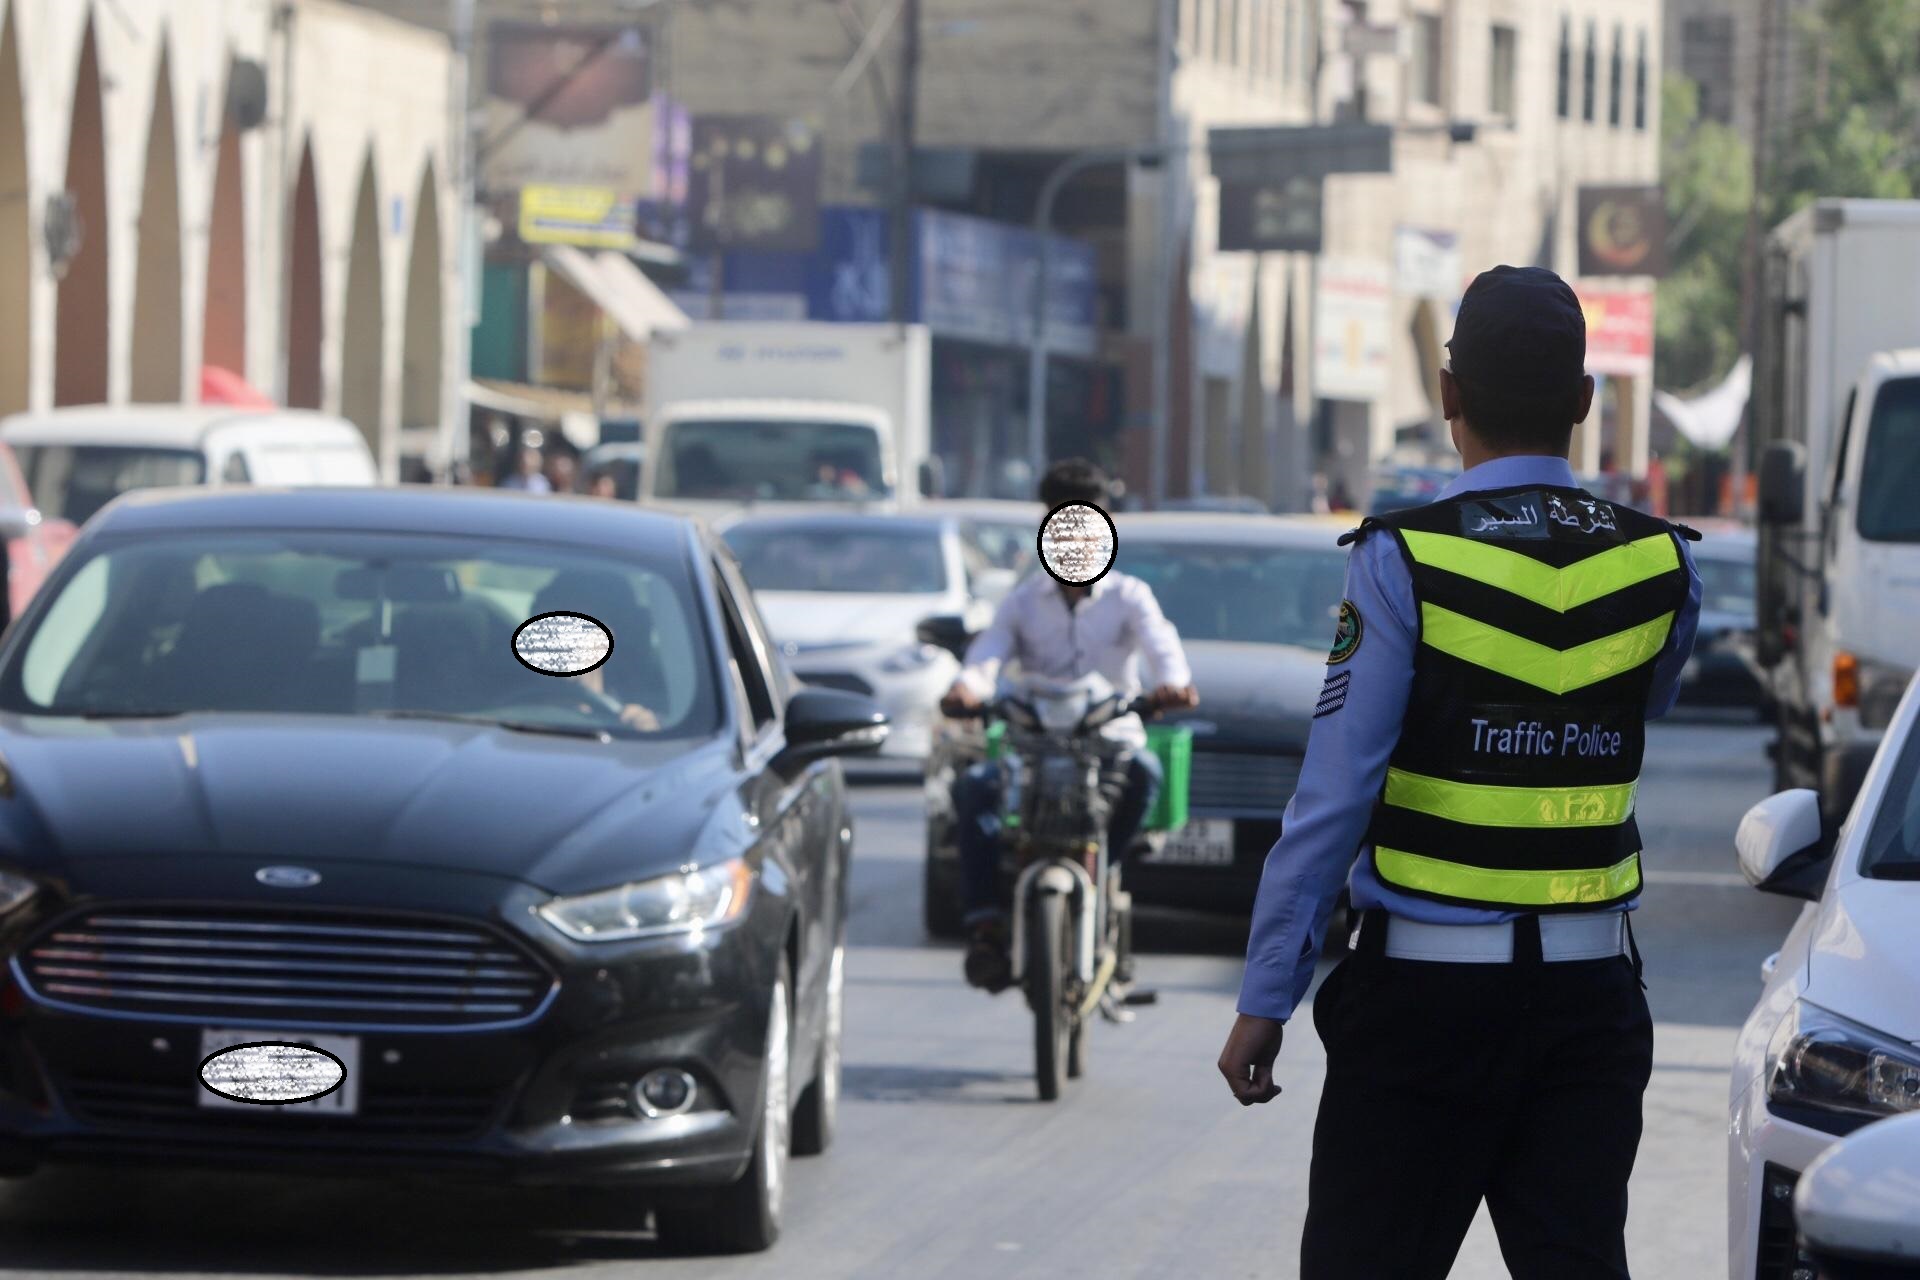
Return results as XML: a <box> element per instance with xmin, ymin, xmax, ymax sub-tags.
<box><xmin>951</xmin><ymin>673</ymin><xmax>1160</xmax><ymax>1102</ymax></box>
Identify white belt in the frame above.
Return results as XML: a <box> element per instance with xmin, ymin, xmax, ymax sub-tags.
<box><xmin>1352</xmin><ymin>912</ymin><xmax>1630</xmax><ymax>964</ymax></box>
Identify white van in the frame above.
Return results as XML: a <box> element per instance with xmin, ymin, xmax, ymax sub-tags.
<box><xmin>0</xmin><ymin>406</ymin><xmax>379</xmax><ymax>527</ymax></box>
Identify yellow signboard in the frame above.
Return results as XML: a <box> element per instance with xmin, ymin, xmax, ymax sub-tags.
<box><xmin>519</xmin><ymin>186</ymin><xmax>637</xmax><ymax>250</ymax></box>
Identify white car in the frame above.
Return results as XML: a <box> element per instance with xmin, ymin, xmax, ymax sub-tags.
<box><xmin>721</xmin><ymin>511</ymin><xmax>1008</xmax><ymax>763</ymax></box>
<box><xmin>1727</xmin><ymin>667</ymin><xmax>1920</xmax><ymax>1280</ymax></box>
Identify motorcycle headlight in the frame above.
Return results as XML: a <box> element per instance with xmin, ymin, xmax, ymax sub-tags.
<box><xmin>536</xmin><ymin>859</ymin><xmax>753</xmax><ymax>942</ymax></box>
<box><xmin>1767</xmin><ymin>999</ymin><xmax>1920</xmax><ymax>1128</ymax></box>
<box><xmin>878</xmin><ymin>643</ymin><xmax>941</xmax><ymax>674</ymax></box>
<box><xmin>0</xmin><ymin>867</ymin><xmax>34</xmax><ymax>916</ymax></box>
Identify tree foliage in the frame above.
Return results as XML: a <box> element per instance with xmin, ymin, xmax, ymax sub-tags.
<box><xmin>1656</xmin><ymin>74</ymin><xmax>1752</xmax><ymax>394</ymax></box>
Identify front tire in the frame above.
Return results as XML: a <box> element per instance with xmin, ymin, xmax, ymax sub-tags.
<box><xmin>1027</xmin><ymin>891</ymin><xmax>1069</xmax><ymax>1102</ymax></box>
<box><xmin>791</xmin><ymin>942</ymin><xmax>842</xmax><ymax>1156</ymax></box>
<box><xmin>655</xmin><ymin>956</ymin><xmax>793</xmax><ymax>1255</ymax></box>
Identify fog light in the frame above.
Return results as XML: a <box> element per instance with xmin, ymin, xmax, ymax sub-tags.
<box><xmin>634</xmin><ymin>1068</ymin><xmax>696</xmax><ymax>1118</ymax></box>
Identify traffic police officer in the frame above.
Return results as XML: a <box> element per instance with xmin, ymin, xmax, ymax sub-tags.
<box><xmin>1216</xmin><ymin>265</ymin><xmax>1703</xmax><ymax>1279</ymax></box>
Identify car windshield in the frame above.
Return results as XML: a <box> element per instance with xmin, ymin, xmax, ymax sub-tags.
<box><xmin>656</xmin><ymin>419</ymin><xmax>890</xmax><ymax>502</ymax></box>
<box><xmin>725</xmin><ymin>524</ymin><xmax>948</xmax><ymax>594</ymax></box>
<box><xmin>1697</xmin><ymin>553</ymin><xmax>1756</xmax><ymax>617</ymax></box>
<box><xmin>963</xmin><ymin>520</ymin><xmax>1036</xmax><ymax>572</ymax></box>
<box><xmin>12</xmin><ymin>444</ymin><xmax>207</xmax><ymax>525</ymax></box>
<box><xmin>1124</xmin><ymin>540</ymin><xmax>1348</xmax><ymax>648</ymax></box>
<box><xmin>1857</xmin><ymin>376</ymin><xmax>1920</xmax><ymax>543</ymax></box>
<box><xmin>0</xmin><ymin>530</ymin><xmax>721</xmax><ymax>741</ymax></box>
<box><xmin>1860</xmin><ymin>707</ymin><xmax>1920</xmax><ymax>878</ymax></box>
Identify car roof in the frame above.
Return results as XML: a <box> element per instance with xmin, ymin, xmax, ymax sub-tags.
<box><xmin>719</xmin><ymin>510</ymin><xmax>956</xmax><ymax>536</ymax></box>
<box><xmin>80</xmin><ymin>485</ymin><xmax>701</xmax><ymax>553</ymax></box>
<box><xmin>1116</xmin><ymin>512</ymin><xmax>1351</xmax><ymax>549</ymax></box>
<box><xmin>0</xmin><ymin>405</ymin><xmax>362</xmax><ymax>449</ymax></box>
<box><xmin>922</xmin><ymin>498</ymin><xmax>1044</xmax><ymax>521</ymax></box>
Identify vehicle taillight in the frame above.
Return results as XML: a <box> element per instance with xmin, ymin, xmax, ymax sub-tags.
<box><xmin>1834</xmin><ymin>652</ymin><xmax>1860</xmax><ymax>708</ymax></box>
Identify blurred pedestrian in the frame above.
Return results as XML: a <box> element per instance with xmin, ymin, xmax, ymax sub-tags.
<box><xmin>587</xmin><ymin>468</ymin><xmax>619</xmax><ymax>500</ymax></box>
<box><xmin>498</xmin><ymin>445</ymin><xmax>551</xmax><ymax>493</ymax></box>
<box><xmin>545</xmin><ymin>451</ymin><xmax>579</xmax><ymax>495</ymax></box>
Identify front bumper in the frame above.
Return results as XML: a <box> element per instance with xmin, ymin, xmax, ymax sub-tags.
<box><xmin>0</xmin><ymin>888</ymin><xmax>787</xmax><ymax>1188</ymax></box>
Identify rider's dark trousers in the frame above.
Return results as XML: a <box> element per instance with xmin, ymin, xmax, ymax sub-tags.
<box><xmin>1301</xmin><ymin>911</ymin><xmax>1655</xmax><ymax>1280</ymax></box>
<box><xmin>952</xmin><ymin>746</ymin><xmax>1162</xmax><ymax>926</ymax></box>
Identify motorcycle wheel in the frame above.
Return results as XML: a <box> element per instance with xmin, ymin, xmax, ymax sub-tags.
<box><xmin>1028</xmin><ymin>890</ymin><xmax>1070</xmax><ymax>1102</ymax></box>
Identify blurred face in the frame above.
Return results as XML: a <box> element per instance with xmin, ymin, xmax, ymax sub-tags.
<box><xmin>518</xmin><ymin>447</ymin><xmax>542</xmax><ymax>475</ymax></box>
<box><xmin>548</xmin><ymin>456</ymin><xmax>578</xmax><ymax>489</ymax></box>
<box><xmin>590</xmin><ymin>473</ymin><xmax>617</xmax><ymax>498</ymax></box>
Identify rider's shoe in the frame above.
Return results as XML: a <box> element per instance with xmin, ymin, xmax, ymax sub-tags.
<box><xmin>963</xmin><ymin>919</ymin><xmax>1012</xmax><ymax>993</ymax></box>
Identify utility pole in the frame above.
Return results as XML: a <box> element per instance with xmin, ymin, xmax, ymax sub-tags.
<box><xmin>889</xmin><ymin>0</ymin><xmax>920</xmax><ymax>323</ymax></box>
<box><xmin>1733</xmin><ymin>0</ymin><xmax>1778</xmax><ymax>519</ymax></box>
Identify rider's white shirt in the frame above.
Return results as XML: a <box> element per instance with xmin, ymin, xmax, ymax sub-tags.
<box><xmin>956</xmin><ymin>571</ymin><xmax>1192</xmax><ymax>748</ymax></box>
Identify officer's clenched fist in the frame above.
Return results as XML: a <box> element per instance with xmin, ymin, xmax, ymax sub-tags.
<box><xmin>1217</xmin><ymin>1013</ymin><xmax>1285</xmax><ymax>1106</ymax></box>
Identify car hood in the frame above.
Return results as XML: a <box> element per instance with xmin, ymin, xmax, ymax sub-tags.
<box><xmin>755</xmin><ymin>591</ymin><xmax>955</xmax><ymax>650</ymax></box>
<box><xmin>1161</xmin><ymin>640</ymin><xmax>1323</xmax><ymax>748</ymax></box>
<box><xmin>0</xmin><ymin>714</ymin><xmax>745</xmax><ymax>897</ymax></box>
<box><xmin>1806</xmin><ymin>879</ymin><xmax>1920</xmax><ymax>1043</ymax></box>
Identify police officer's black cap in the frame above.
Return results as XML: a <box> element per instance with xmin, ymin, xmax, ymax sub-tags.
<box><xmin>1445</xmin><ymin>265</ymin><xmax>1586</xmax><ymax>401</ymax></box>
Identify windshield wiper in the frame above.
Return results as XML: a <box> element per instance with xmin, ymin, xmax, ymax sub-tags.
<box><xmin>371</xmin><ymin>709</ymin><xmax>615</xmax><ymax>741</ymax></box>
<box><xmin>78</xmin><ymin>707</ymin><xmax>186</xmax><ymax>720</ymax></box>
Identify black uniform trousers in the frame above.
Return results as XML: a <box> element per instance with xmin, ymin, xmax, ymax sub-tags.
<box><xmin>1301</xmin><ymin>910</ymin><xmax>1655</xmax><ymax>1280</ymax></box>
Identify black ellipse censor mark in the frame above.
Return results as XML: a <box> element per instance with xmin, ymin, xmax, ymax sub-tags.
<box><xmin>198</xmin><ymin>1041</ymin><xmax>347</xmax><ymax>1106</ymax></box>
<box><xmin>512</xmin><ymin>611</ymin><xmax>615</xmax><ymax>677</ymax></box>
<box><xmin>1037</xmin><ymin>501</ymin><xmax>1118</xmax><ymax>587</ymax></box>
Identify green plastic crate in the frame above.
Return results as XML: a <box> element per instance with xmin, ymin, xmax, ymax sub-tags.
<box><xmin>980</xmin><ymin>719</ymin><xmax>1190</xmax><ymax>831</ymax></box>
<box><xmin>1143</xmin><ymin>723</ymin><xmax>1192</xmax><ymax>832</ymax></box>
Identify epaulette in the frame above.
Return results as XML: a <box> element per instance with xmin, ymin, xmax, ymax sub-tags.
<box><xmin>1337</xmin><ymin>516</ymin><xmax>1386</xmax><ymax>548</ymax></box>
<box><xmin>1670</xmin><ymin>521</ymin><xmax>1703</xmax><ymax>543</ymax></box>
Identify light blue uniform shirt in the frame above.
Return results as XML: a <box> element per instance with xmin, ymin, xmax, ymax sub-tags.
<box><xmin>1236</xmin><ymin>456</ymin><xmax>1704</xmax><ymax>1021</ymax></box>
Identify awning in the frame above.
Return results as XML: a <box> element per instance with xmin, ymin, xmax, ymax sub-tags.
<box><xmin>1655</xmin><ymin>355</ymin><xmax>1750</xmax><ymax>451</ymax></box>
<box><xmin>538</xmin><ymin>244</ymin><xmax>690</xmax><ymax>345</ymax></box>
<box><xmin>465</xmin><ymin>379</ymin><xmax>624</xmax><ymax>450</ymax></box>
<box><xmin>200</xmin><ymin>365</ymin><xmax>276</xmax><ymax>408</ymax></box>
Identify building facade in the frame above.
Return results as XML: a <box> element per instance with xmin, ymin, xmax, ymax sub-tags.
<box><xmin>0</xmin><ymin>0</ymin><xmax>463</xmax><ymax>481</ymax></box>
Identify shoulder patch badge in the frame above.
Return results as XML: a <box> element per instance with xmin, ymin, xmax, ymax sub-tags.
<box><xmin>1328</xmin><ymin>600</ymin><xmax>1363</xmax><ymax>665</ymax></box>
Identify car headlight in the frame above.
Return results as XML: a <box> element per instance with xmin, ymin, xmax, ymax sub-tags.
<box><xmin>536</xmin><ymin>859</ymin><xmax>753</xmax><ymax>942</ymax></box>
<box><xmin>0</xmin><ymin>867</ymin><xmax>34</xmax><ymax>916</ymax></box>
<box><xmin>1767</xmin><ymin>999</ymin><xmax>1920</xmax><ymax>1127</ymax></box>
<box><xmin>879</xmin><ymin>643</ymin><xmax>941</xmax><ymax>674</ymax></box>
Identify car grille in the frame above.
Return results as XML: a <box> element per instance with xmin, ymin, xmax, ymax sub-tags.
<box><xmin>60</xmin><ymin>1074</ymin><xmax>507</xmax><ymax>1140</ymax></box>
<box><xmin>1188</xmin><ymin>748</ymin><xmax>1304</xmax><ymax>813</ymax></box>
<box><xmin>804</xmin><ymin>671</ymin><xmax>875</xmax><ymax>696</ymax></box>
<box><xmin>18</xmin><ymin>906</ymin><xmax>557</xmax><ymax>1029</ymax></box>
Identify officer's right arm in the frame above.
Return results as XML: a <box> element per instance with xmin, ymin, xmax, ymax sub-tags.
<box><xmin>1235</xmin><ymin>531</ymin><xmax>1416</xmax><ymax>1022</ymax></box>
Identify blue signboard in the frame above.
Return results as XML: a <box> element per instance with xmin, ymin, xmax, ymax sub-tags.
<box><xmin>640</xmin><ymin>203</ymin><xmax>1098</xmax><ymax>356</ymax></box>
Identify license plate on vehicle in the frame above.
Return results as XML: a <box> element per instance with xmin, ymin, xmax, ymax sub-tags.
<box><xmin>1147</xmin><ymin>819</ymin><xmax>1235</xmax><ymax>867</ymax></box>
<box><xmin>196</xmin><ymin>1029</ymin><xmax>361</xmax><ymax>1115</ymax></box>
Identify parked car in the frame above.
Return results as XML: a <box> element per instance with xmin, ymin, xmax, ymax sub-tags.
<box><xmin>0</xmin><ymin>440</ymin><xmax>77</xmax><ymax>623</ymax></box>
<box><xmin>0</xmin><ymin>485</ymin><xmax>886</xmax><ymax>1254</ymax></box>
<box><xmin>920</xmin><ymin>513</ymin><xmax>1347</xmax><ymax>933</ymax></box>
<box><xmin>1367</xmin><ymin>465</ymin><xmax>1458</xmax><ymax>515</ymax></box>
<box><xmin>1727</xmin><ymin>666</ymin><xmax>1920</xmax><ymax>1280</ymax></box>
<box><xmin>721</xmin><ymin>511</ymin><xmax>1007</xmax><ymax>764</ymax></box>
<box><xmin>1676</xmin><ymin>520</ymin><xmax>1769</xmax><ymax>714</ymax></box>
<box><xmin>1</xmin><ymin>405</ymin><xmax>379</xmax><ymax>528</ymax></box>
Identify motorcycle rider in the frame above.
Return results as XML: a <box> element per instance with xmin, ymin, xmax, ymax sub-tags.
<box><xmin>939</xmin><ymin>458</ymin><xmax>1199</xmax><ymax>992</ymax></box>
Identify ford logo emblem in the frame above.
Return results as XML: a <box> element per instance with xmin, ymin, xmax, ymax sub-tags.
<box><xmin>256</xmin><ymin>866</ymin><xmax>321</xmax><ymax>889</ymax></box>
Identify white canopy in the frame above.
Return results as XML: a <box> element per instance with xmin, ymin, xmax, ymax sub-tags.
<box><xmin>1655</xmin><ymin>355</ymin><xmax>1751</xmax><ymax>451</ymax></box>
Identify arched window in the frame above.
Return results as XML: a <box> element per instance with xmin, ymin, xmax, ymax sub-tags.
<box><xmin>1582</xmin><ymin>20</ymin><xmax>1598</xmax><ymax>122</ymax></box>
<box><xmin>1608</xmin><ymin>24</ymin><xmax>1624</xmax><ymax>126</ymax></box>
<box><xmin>1634</xmin><ymin>29</ymin><xmax>1649</xmax><ymax>130</ymax></box>
<box><xmin>1556</xmin><ymin>18</ymin><xmax>1572</xmax><ymax>118</ymax></box>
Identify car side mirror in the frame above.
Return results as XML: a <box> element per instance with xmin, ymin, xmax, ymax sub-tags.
<box><xmin>915</xmin><ymin>613</ymin><xmax>974</xmax><ymax>661</ymax></box>
<box><xmin>1758</xmin><ymin>442</ymin><xmax>1807</xmax><ymax>526</ymax></box>
<box><xmin>775</xmin><ymin>687</ymin><xmax>888</xmax><ymax>774</ymax></box>
<box><xmin>0</xmin><ymin>506</ymin><xmax>36</xmax><ymax>542</ymax></box>
<box><xmin>918</xmin><ymin>457</ymin><xmax>946</xmax><ymax>499</ymax></box>
<box><xmin>1796</xmin><ymin>1111</ymin><xmax>1920</xmax><ymax>1275</ymax></box>
<box><xmin>1735</xmin><ymin>788</ymin><xmax>1832</xmax><ymax>901</ymax></box>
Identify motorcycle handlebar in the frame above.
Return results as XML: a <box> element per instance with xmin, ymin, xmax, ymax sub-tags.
<box><xmin>941</xmin><ymin>692</ymin><xmax>1164</xmax><ymax>723</ymax></box>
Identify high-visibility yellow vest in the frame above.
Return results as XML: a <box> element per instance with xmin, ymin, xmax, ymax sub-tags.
<box><xmin>1348</xmin><ymin>486</ymin><xmax>1695</xmax><ymax>912</ymax></box>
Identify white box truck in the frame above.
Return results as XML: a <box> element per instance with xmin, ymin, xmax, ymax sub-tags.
<box><xmin>641</xmin><ymin>323</ymin><xmax>937</xmax><ymax>519</ymax></box>
<box><xmin>1754</xmin><ymin>199</ymin><xmax>1920</xmax><ymax>819</ymax></box>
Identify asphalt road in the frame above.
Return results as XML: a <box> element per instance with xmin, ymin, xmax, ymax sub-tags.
<box><xmin>0</xmin><ymin>712</ymin><xmax>1801</xmax><ymax>1280</ymax></box>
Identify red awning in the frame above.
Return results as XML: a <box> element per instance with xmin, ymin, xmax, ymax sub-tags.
<box><xmin>199</xmin><ymin>366</ymin><xmax>276</xmax><ymax>408</ymax></box>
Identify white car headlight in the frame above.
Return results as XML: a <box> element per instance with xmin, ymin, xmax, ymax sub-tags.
<box><xmin>1767</xmin><ymin>999</ymin><xmax>1920</xmax><ymax>1125</ymax></box>
<box><xmin>0</xmin><ymin>867</ymin><xmax>34</xmax><ymax>916</ymax></box>
<box><xmin>878</xmin><ymin>643</ymin><xmax>941</xmax><ymax>674</ymax></box>
<box><xmin>536</xmin><ymin>859</ymin><xmax>753</xmax><ymax>942</ymax></box>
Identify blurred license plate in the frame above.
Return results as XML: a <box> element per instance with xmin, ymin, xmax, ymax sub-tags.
<box><xmin>1149</xmin><ymin>820</ymin><xmax>1235</xmax><ymax>867</ymax></box>
<box><xmin>197</xmin><ymin>1029</ymin><xmax>360</xmax><ymax>1114</ymax></box>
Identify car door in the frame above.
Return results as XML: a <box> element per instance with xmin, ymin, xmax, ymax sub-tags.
<box><xmin>712</xmin><ymin>549</ymin><xmax>840</xmax><ymax>1043</ymax></box>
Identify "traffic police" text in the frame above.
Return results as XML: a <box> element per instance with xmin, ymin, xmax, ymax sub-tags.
<box><xmin>1470</xmin><ymin>719</ymin><xmax>1625</xmax><ymax>758</ymax></box>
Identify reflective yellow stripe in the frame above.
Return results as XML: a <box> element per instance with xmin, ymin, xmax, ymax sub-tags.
<box><xmin>1384</xmin><ymin>768</ymin><xmax>1638</xmax><ymax>828</ymax></box>
<box><xmin>1375</xmin><ymin>847</ymin><xmax>1643</xmax><ymax>906</ymax></box>
<box><xmin>1421</xmin><ymin>604</ymin><xmax>1674</xmax><ymax>694</ymax></box>
<box><xmin>1400</xmin><ymin>531</ymin><xmax>1680</xmax><ymax>612</ymax></box>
